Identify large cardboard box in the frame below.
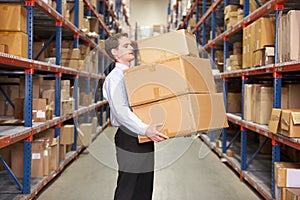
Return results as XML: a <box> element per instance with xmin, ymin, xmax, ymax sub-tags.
<box><xmin>137</xmin><ymin>30</ymin><xmax>199</xmax><ymax>64</ymax></box>
<box><xmin>286</xmin><ymin>188</ymin><xmax>300</xmax><ymax>200</ymax></box>
<box><xmin>275</xmin><ymin>162</ymin><xmax>300</xmax><ymax>188</ymax></box>
<box><xmin>287</xmin><ymin>84</ymin><xmax>300</xmax><ymax>108</ymax></box>
<box><xmin>14</xmin><ymin>98</ymin><xmax>47</xmax><ymax>121</ymax></box>
<box><xmin>255</xmin><ymin>86</ymin><xmax>273</xmax><ymax>124</ymax></box>
<box><xmin>134</xmin><ymin>93</ymin><xmax>228</xmax><ymax>143</ymax></box>
<box><xmin>60</xmin><ymin>124</ymin><xmax>74</xmax><ymax>145</ymax></box>
<box><xmin>253</xmin><ymin>17</ymin><xmax>275</xmax><ymax>51</ymax></box>
<box><xmin>124</xmin><ymin>56</ymin><xmax>216</xmax><ymax>106</ymax></box>
<box><xmin>0</xmin><ymin>4</ymin><xmax>27</xmax><ymax>33</ymax></box>
<box><xmin>280</xmin><ymin>109</ymin><xmax>300</xmax><ymax>138</ymax></box>
<box><xmin>0</xmin><ymin>31</ymin><xmax>28</xmax><ymax>57</ymax></box>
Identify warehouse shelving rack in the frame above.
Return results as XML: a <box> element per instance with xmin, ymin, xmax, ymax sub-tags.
<box><xmin>171</xmin><ymin>0</ymin><xmax>300</xmax><ymax>199</ymax></box>
<box><xmin>0</xmin><ymin>0</ymin><xmax>128</xmax><ymax>199</ymax></box>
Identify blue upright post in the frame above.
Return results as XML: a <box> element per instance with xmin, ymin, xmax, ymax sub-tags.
<box><xmin>211</xmin><ymin>0</ymin><xmax>216</xmax><ymax>69</ymax></box>
<box><xmin>241</xmin><ymin>76</ymin><xmax>248</xmax><ymax>170</ymax></box>
<box><xmin>201</xmin><ymin>0</ymin><xmax>206</xmax><ymax>58</ymax></box>
<box><xmin>23</xmin><ymin>1</ymin><xmax>34</xmax><ymax>193</ymax></box>
<box><xmin>244</xmin><ymin>0</ymin><xmax>249</xmax><ymax>17</ymax></box>
<box><xmin>101</xmin><ymin>0</ymin><xmax>106</xmax><ymax>39</ymax></box>
<box><xmin>74</xmin><ymin>0</ymin><xmax>79</xmax><ymax>48</ymax></box>
<box><xmin>271</xmin><ymin>3</ymin><xmax>283</xmax><ymax>196</ymax></box>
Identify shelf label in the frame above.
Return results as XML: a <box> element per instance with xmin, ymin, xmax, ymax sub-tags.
<box><xmin>32</xmin><ymin>153</ymin><xmax>41</xmax><ymax>160</ymax></box>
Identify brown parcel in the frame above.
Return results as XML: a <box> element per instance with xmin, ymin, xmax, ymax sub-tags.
<box><xmin>0</xmin><ymin>4</ymin><xmax>27</xmax><ymax>33</ymax></box>
<box><xmin>286</xmin><ymin>188</ymin><xmax>300</xmax><ymax>200</ymax></box>
<box><xmin>135</xmin><ymin>93</ymin><xmax>228</xmax><ymax>143</ymax></box>
<box><xmin>275</xmin><ymin>162</ymin><xmax>300</xmax><ymax>188</ymax></box>
<box><xmin>137</xmin><ymin>29</ymin><xmax>199</xmax><ymax>64</ymax></box>
<box><xmin>124</xmin><ymin>56</ymin><xmax>216</xmax><ymax>107</ymax></box>
<box><xmin>280</xmin><ymin>109</ymin><xmax>300</xmax><ymax>138</ymax></box>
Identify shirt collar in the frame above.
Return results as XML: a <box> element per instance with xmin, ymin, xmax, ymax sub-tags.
<box><xmin>115</xmin><ymin>62</ymin><xmax>130</xmax><ymax>71</ymax></box>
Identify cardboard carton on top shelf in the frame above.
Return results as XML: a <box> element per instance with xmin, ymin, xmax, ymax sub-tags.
<box><xmin>253</xmin><ymin>17</ymin><xmax>275</xmax><ymax>51</ymax></box>
<box><xmin>0</xmin><ymin>4</ymin><xmax>27</xmax><ymax>33</ymax></box>
<box><xmin>137</xmin><ymin>30</ymin><xmax>199</xmax><ymax>64</ymax></box>
<box><xmin>136</xmin><ymin>93</ymin><xmax>228</xmax><ymax>143</ymax></box>
<box><xmin>0</xmin><ymin>31</ymin><xmax>28</xmax><ymax>58</ymax></box>
<box><xmin>275</xmin><ymin>162</ymin><xmax>300</xmax><ymax>188</ymax></box>
<box><xmin>124</xmin><ymin>56</ymin><xmax>216</xmax><ymax>107</ymax></box>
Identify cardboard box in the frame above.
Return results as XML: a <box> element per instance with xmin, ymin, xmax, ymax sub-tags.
<box><xmin>61</xmin><ymin>59</ymin><xmax>84</xmax><ymax>70</ymax></box>
<box><xmin>287</xmin><ymin>84</ymin><xmax>300</xmax><ymax>108</ymax></box>
<box><xmin>253</xmin><ymin>17</ymin><xmax>275</xmax><ymax>51</ymax></box>
<box><xmin>227</xmin><ymin>93</ymin><xmax>241</xmax><ymax>113</ymax></box>
<box><xmin>50</xmin><ymin>138</ymin><xmax>66</xmax><ymax>171</ymax></box>
<box><xmin>0</xmin><ymin>4</ymin><xmax>27</xmax><ymax>33</ymax></box>
<box><xmin>252</xmin><ymin>47</ymin><xmax>275</xmax><ymax>67</ymax></box>
<box><xmin>269</xmin><ymin>108</ymin><xmax>282</xmax><ymax>134</ymax></box>
<box><xmin>51</xmin><ymin>48</ymin><xmax>81</xmax><ymax>60</ymax></box>
<box><xmin>280</xmin><ymin>109</ymin><xmax>300</xmax><ymax>137</ymax></box>
<box><xmin>61</xmin><ymin>98</ymin><xmax>74</xmax><ymax>115</ymax></box>
<box><xmin>77</xmin><ymin>123</ymin><xmax>93</xmax><ymax>146</ymax></box>
<box><xmin>255</xmin><ymin>86</ymin><xmax>273</xmax><ymax>124</ymax></box>
<box><xmin>60</xmin><ymin>124</ymin><xmax>74</xmax><ymax>145</ymax></box>
<box><xmin>0</xmin><ymin>31</ymin><xmax>28</xmax><ymax>57</ymax></box>
<box><xmin>137</xmin><ymin>30</ymin><xmax>199</xmax><ymax>64</ymax></box>
<box><xmin>124</xmin><ymin>56</ymin><xmax>216</xmax><ymax>106</ymax></box>
<box><xmin>275</xmin><ymin>162</ymin><xmax>300</xmax><ymax>187</ymax></box>
<box><xmin>20</xmin><ymin>76</ymin><xmax>40</xmax><ymax>98</ymax></box>
<box><xmin>286</xmin><ymin>188</ymin><xmax>300</xmax><ymax>200</ymax></box>
<box><xmin>11</xmin><ymin>143</ymin><xmax>24</xmax><ymax>178</ymax></box>
<box><xmin>134</xmin><ymin>93</ymin><xmax>228</xmax><ymax>143</ymax></box>
<box><xmin>0</xmin><ymin>146</ymin><xmax>11</xmax><ymax>171</ymax></box>
<box><xmin>14</xmin><ymin>98</ymin><xmax>47</xmax><ymax>121</ymax></box>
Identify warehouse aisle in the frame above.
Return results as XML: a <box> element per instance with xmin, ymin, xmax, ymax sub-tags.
<box><xmin>37</xmin><ymin>127</ymin><xmax>261</xmax><ymax>200</ymax></box>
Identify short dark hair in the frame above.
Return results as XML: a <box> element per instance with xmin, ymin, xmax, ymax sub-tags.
<box><xmin>104</xmin><ymin>33</ymin><xmax>129</xmax><ymax>60</ymax></box>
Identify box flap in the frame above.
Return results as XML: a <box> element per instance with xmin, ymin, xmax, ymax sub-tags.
<box><xmin>291</xmin><ymin>112</ymin><xmax>300</xmax><ymax>125</ymax></box>
<box><xmin>281</xmin><ymin>110</ymin><xmax>291</xmax><ymax>131</ymax></box>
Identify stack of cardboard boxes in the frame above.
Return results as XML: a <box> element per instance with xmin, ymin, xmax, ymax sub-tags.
<box><xmin>243</xmin><ymin>17</ymin><xmax>275</xmax><ymax>69</ymax></box>
<box><xmin>274</xmin><ymin>162</ymin><xmax>300</xmax><ymax>200</ymax></box>
<box><xmin>0</xmin><ymin>4</ymin><xmax>28</xmax><ymax>58</ymax></box>
<box><xmin>124</xmin><ymin>30</ymin><xmax>228</xmax><ymax>143</ymax></box>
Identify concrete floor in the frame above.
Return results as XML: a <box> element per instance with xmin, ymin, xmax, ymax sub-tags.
<box><xmin>37</xmin><ymin>127</ymin><xmax>262</xmax><ymax>200</ymax></box>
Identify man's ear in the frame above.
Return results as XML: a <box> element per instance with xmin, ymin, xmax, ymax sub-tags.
<box><xmin>111</xmin><ymin>49</ymin><xmax>118</xmax><ymax>57</ymax></box>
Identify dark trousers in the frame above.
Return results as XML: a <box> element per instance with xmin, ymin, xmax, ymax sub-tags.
<box><xmin>114</xmin><ymin>128</ymin><xmax>154</xmax><ymax>200</ymax></box>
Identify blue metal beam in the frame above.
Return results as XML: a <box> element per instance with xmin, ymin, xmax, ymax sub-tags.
<box><xmin>0</xmin><ymin>87</ymin><xmax>14</xmax><ymax>110</ymax></box>
<box><xmin>246</xmin><ymin>137</ymin><xmax>268</xmax><ymax>168</ymax></box>
<box><xmin>34</xmin><ymin>33</ymin><xmax>55</xmax><ymax>60</ymax></box>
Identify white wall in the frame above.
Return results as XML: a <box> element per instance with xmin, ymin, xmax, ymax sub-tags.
<box><xmin>130</xmin><ymin>0</ymin><xmax>169</xmax><ymax>27</ymax></box>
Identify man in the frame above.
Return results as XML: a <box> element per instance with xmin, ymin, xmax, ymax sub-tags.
<box><xmin>103</xmin><ymin>33</ymin><xmax>168</xmax><ymax>200</ymax></box>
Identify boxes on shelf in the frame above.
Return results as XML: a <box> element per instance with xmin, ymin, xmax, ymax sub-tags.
<box><xmin>14</xmin><ymin>98</ymin><xmax>48</xmax><ymax>122</ymax></box>
<box><xmin>255</xmin><ymin>86</ymin><xmax>273</xmax><ymax>124</ymax></box>
<box><xmin>50</xmin><ymin>138</ymin><xmax>66</xmax><ymax>171</ymax></box>
<box><xmin>20</xmin><ymin>76</ymin><xmax>40</xmax><ymax>99</ymax></box>
<box><xmin>252</xmin><ymin>46</ymin><xmax>275</xmax><ymax>67</ymax></box>
<box><xmin>61</xmin><ymin>98</ymin><xmax>74</xmax><ymax>115</ymax></box>
<box><xmin>286</xmin><ymin>188</ymin><xmax>300</xmax><ymax>200</ymax></box>
<box><xmin>60</xmin><ymin>124</ymin><xmax>75</xmax><ymax>145</ymax></box>
<box><xmin>135</xmin><ymin>93</ymin><xmax>228</xmax><ymax>143</ymax></box>
<box><xmin>124</xmin><ymin>56</ymin><xmax>216</xmax><ymax>106</ymax></box>
<box><xmin>275</xmin><ymin>162</ymin><xmax>300</xmax><ymax>188</ymax></box>
<box><xmin>269</xmin><ymin>108</ymin><xmax>282</xmax><ymax>134</ymax></box>
<box><xmin>11</xmin><ymin>139</ymin><xmax>51</xmax><ymax>178</ymax></box>
<box><xmin>51</xmin><ymin>48</ymin><xmax>81</xmax><ymax>60</ymax></box>
<box><xmin>0</xmin><ymin>4</ymin><xmax>27</xmax><ymax>33</ymax></box>
<box><xmin>137</xmin><ymin>30</ymin><xmax>199</xmax><ymax>64</ymax></box>
<box><xmin>0</xmin><ymin>31</ymin><xmax>28</xmax><ymax>58</ymax></box>
<box><xmin>252</xmin><ymin>17</ymin><xmax>275</xmax><ymax>52</ymax></box>
<box><xmin>278</xmin><ymin>10</ymin><xmax>300</xmax><ymax>62</ymax></box>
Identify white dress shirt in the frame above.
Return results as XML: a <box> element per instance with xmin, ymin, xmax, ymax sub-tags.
<box><xmin>103</xmin><ymin>62</ymin><xmax>148</xmax><ymax>135</ymax></box>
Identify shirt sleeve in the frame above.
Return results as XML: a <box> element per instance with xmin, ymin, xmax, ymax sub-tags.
<box><xmin>103</xmin><ymin>73</ymin><xmax>148</xmax><ymax>135</ymax></box>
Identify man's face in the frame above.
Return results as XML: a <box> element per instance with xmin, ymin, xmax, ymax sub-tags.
<box><xmin>114</xmin><ymin>36</ymin><xmax>134</xmax><ymax>64</ymax></box>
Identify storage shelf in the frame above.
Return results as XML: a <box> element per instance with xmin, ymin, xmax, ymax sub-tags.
<box><xmin>200</xmin><ymin>134</ymin><xmax>273</xmax><ymax>200</ymax></box>
<box><xmin>0</xmin><ymin>53</ymin><xmax>105</xmax><ymax>79</ymax></box>
<box><xmin>0</xmin><ymin>100</ymin><xmax>108</xmax><ymax>149</ymax></box>
<box><xmin>34</xmin><ymin>0</ymin><xmax>97</xmax><ymax>47</ymax></box>
<box><xmin>227</xmin><ymin>113</ymin><xmax>300</xmax><ymax>151</ymax></box>
<box><xmin>198</xmin><ymin>0</ymin><xmax>287</xmax><ymax>52</ymax></box>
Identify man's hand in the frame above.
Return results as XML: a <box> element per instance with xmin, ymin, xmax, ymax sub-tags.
<box><xmin>145</xmin><ymin>123</ymin><xmax>169</xmax><ymax>143</ymax></box>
